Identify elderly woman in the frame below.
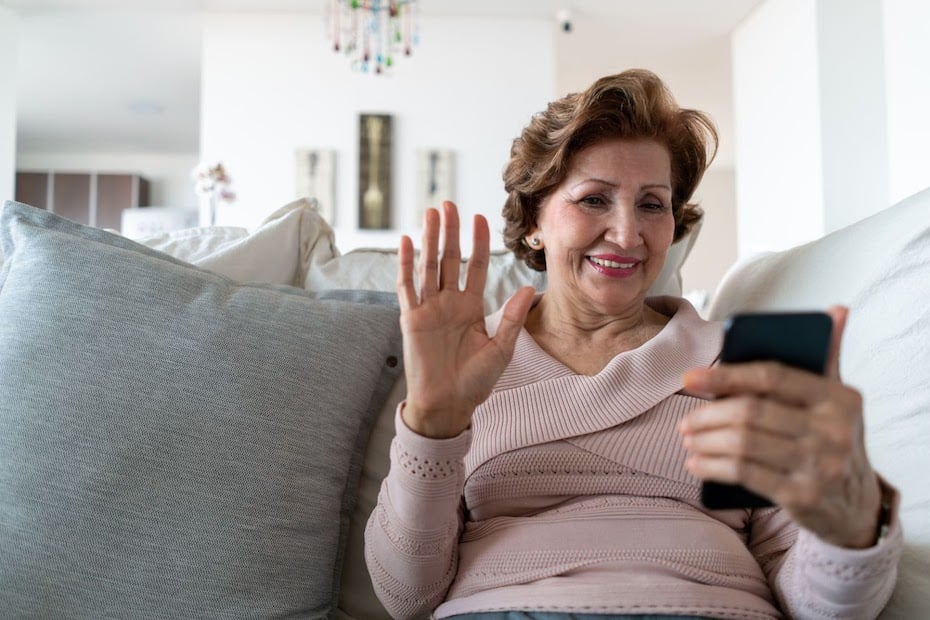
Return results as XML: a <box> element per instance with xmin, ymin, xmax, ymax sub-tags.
<box><xmin>365</xmin><ymin>70</ymin><xmax>901</xmax><ymax>620</ymax></box>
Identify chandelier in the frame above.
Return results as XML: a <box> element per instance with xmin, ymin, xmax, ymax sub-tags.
<box><xmin>328</xmin><ymin>0</ymin><xmax>420</xmax><ymax>75</ymax></box>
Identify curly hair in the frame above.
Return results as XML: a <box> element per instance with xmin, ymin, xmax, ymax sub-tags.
<box><xmin>502</xmin><ymin>69</ymin><xmax>718</xmax><ymax>271</ymax></box>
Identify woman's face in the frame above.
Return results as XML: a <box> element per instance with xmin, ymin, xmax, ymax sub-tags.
<box><xmin>529</xmin><ymin>137</ymin><xmax>675</xmax><ymax>317</ymax></box>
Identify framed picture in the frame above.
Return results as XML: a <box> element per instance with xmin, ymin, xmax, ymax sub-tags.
<box><xmin>416</xmin><ymin>149</ymin><xmax>456</xmax><ymax>224</ymax></box>
<box><xmin>295</xmin><ymin>149</ymin><xmax>336</xmax><ymax>225</ymax></box>
<box><xmin>358</xmin><ymin>114</ymin><xmax>393</xmax><ymax>229</ymax></box>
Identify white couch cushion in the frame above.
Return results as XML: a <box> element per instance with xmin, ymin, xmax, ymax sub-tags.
<box><xmin>136</xmin><ymin>197</ymin><xmax>337</xmax><ymax>287</ymax></box>
<box><xmin>708</xmin><ymin>186</ymin><xmax>930</xmax><ymax>619</ymax></box>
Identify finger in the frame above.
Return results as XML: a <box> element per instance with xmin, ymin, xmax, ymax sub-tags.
<box><xmin>418</xmin><ymin>208</ymin><xmax>440</xmax><ymax>299</ymax></box>
<box><xmin>438</xmin><ymin>201</ymin><xmax>462</xmax><ymax>291</ymax></box>
<box><xmin>683</xmin><ymin>362</ymin><xmax>829</xmax><ymax>407</ymax></box>
<box><xmin>464</xmin><ymin>214</ymin><xmax>490</xmax><ymax>299</ymax></box>
<box><xmin>491</xmin><ymin>286</ymin><xmax>536</xmax><ymax>358</ymax></box>
<box><xmin>689</xmin><ymin>450</ymin><xmax>833</xmax><ymax>515</ymax></box>
<box><xmin>396</xmin><ymin>235</ymin><xmax>418</xmax><ymax>310</ymax></box>
<box><xmin>682</xmin><ymin>423</ymin><xmax>800</xmax><ymax>474</ymax></box>
<box><xmin>825</xmin><ymin>305</ymin><xmax>848</xmax><ymax>380</ymax></box>
<box><xmin>685</xmin><ymin>452</ymin><xmax>784</xmax><ymax>500</ymax></box>
<box><xmin>679</xmin><ymin>397</ymin><xmax>810</xmax><ymax>439</ymax></box>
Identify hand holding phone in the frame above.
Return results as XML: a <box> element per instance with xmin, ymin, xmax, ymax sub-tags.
<box><xmin>699</xmin><ymin>311</ymin><xmax>833</xmax><ymax>510</ymax></box>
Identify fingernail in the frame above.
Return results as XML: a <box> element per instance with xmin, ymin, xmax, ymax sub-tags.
<box><xmin>683</xmin><ymin>368</ymin><xmax>710</xmax><ymax>390</ymax></box>
<box><xmin>683</xmin><ymin>456</ymin><xmax>694</xmax><ymax>471</ymax></box>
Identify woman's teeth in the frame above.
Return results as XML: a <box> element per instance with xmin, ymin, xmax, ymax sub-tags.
<box><xmin>589</xmin><ymin>257</ymin><xmax>635</xmax><ymax>269</ymax></box>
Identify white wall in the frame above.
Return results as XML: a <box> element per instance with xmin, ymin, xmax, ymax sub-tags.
<box><xmin>816</xmin><ymin>0</ymin><xmax>888</xmax><ymax>233</ymax></box>
<box><xmin>681</xmin><ymin>168</ymin><xmax>738</xmax><ymax>300</ymax></box>
<box><xmin>201</xmin><ymin>13</ymin><xmax>555</xmax><ymax>253</ymax></box>
<box><xmin>15</xmin><ymin>151</ymin><xmax>199</xmax><ymax>208</ymax></box>
<box><xmin>0</xmin><ymin>8</ymin><xmax>17</xmax><ymax>205</ymax></box>
<box><xmin>732</xmin><ymin>0</ymin><xmax>929</xmax><ymax>259</ymax></box>
<box><xmin>883</xmin><ymin>0</ymin><xmax>930</xmax><ymax>203</ymax></box>
<box><xmin>732</xmin><ymin>0</ymin><xmax>824</xmax><ymax>257</ymax></box>
<box><xmin>556</xmin><ymin>14</ymin><xmax>738</xmax><ymax>169</ymax></box>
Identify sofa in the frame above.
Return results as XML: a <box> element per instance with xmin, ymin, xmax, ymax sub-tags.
<box><xmin>0</xmin><ymin>188</ymin><xmax>927</xmax><ymax>619</ymax></box>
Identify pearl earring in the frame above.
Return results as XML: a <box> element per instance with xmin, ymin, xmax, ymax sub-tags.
<box><xmin>529</xmin><ymin>237</ymin><xmax>541</xmax><ymax>248</ymax></box>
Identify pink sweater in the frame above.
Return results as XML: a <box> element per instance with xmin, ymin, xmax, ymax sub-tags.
<box><xmin>365</xmin><ymin>297</ymin><xmax>901</xmax><ymax>619</ymax></box>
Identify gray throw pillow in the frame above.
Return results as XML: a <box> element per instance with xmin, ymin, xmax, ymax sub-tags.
<box><xmin>0</xmin><ymin>201</ymin><xmax>403</xmax><ymax>619</ymax></box>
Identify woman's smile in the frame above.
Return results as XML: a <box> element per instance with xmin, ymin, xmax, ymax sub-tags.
<box><xmin>587</xmin><ymin>253</ymin><xmax>641</xmax><ymax>277</ymax></box>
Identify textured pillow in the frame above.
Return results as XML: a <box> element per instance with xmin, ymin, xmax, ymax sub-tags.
<box><xmin>136</xmin><ymin>197</ymin><xmax>336</xmax><ymax>287</ymax></box>
<box><xmin>708</xmin><ymin>186</ymin><xmax>930</xmax><ymax>619</ymax></box>
<box><xmin>0</xmin><ymin>201</ymin><xmax>403</xmax><ymax>619</ymax></box>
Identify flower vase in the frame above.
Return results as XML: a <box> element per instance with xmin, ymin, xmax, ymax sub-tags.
<box><xmin>198</xmin><ymin>194</ymin><xmax>217</xmax><ymax>227</ymax></box>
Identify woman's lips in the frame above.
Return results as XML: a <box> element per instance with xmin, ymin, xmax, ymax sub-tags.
<box><xmin>587</xmin><ymin>254</ymin><xmax>641</xmax><ymax>277</ymax></box>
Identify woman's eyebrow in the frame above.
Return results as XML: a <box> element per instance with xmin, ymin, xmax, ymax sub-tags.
<box><xmin>568</xmin><ymin>178</ymin><xmax>672</xmax><ymax>192</ymax></box>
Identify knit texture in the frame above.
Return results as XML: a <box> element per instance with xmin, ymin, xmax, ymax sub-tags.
<box><xmin>365</xmin><ymin>297</ymin><xmax>901</xmax><ymax>620</ymax></box>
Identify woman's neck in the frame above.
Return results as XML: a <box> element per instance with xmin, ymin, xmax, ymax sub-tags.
<box><xmin>524</xmin><ymin>294</ymin><xmax>670</xmax><ymax>376</ymax></box>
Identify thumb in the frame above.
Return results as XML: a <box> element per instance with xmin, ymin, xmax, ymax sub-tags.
<box><xmin>825</xmin><ymin>305</ymin><xmax>849</xmax><ymax>379</ymax></box>
<box><xmin>493</xmin><ymin>286</ymin><xmax>536</xmax><ymax>357</ymax></box>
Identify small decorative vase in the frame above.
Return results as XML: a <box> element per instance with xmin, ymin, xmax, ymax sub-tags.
<box><xmin>198</xmin><ymin>194</ymin><xmax>217</xmax><ymax>227</ymax></box>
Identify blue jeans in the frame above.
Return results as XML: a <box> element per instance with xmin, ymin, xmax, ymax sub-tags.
<box><xmin>448</xmin><ymin>614</ymin><xmax>712</xmax><ymax>620</ymax></box>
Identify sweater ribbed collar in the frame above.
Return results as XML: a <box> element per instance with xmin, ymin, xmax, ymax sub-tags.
<box><xmin>470</xmin><ymin>295</ymin><xmax>723</xmax><ymax>474</ymax></box>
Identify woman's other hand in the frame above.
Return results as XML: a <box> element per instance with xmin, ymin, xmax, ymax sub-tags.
<box><xmin>397</xmin><ymin>201</ymin><xmax>535</xmax><ymax>439</ymax></box>
<box><xmin>679</xmin><ymin>306</ymin><xmax>883</xmax><ymax>548</ymax></box>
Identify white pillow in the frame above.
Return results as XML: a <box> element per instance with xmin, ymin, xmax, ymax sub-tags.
<box><xmin>136</xmin><ymin>197</ymin><xmax>336</xmax><ymax>286</ymax></box>
<box><xmin>708</xmin><ymin>187</ymin><xmax>930</xmax><ymax>619</ymax></box>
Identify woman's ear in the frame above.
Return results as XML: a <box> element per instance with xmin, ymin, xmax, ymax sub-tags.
<box><xmin>523</xmin><ymin>226</ymin><xmax>543</xmax><ymax>249</ymax></box>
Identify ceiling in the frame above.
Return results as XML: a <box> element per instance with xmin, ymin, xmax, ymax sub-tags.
<box><xmin>4</xmin><ymin>0</ymin><xmax>764</xmax><ymax>156</ymax></box>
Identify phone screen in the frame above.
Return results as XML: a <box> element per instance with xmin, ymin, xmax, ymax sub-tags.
<box><xmin>700</xmin><ymin>311</ymin><xmax>833</xmax><ymax>510</ymax></box>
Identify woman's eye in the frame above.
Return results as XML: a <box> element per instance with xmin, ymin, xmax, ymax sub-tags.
<box><xmin>639</xmin><ymin>201</ymin><xmax>667</xmax><ymax>212</ymax></box>
<box><xmin>579</xmin><ymin>195</ymin><xmax>606</xmax><ymax>207</ymax></box>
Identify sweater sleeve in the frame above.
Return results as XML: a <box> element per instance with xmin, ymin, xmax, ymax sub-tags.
<box><xmin>364</xmin><ymin>403</ymin><xmax>472</xmax><ymax>620</ymax></box>
<box><xmin>749</xmin><ymin>479</ymin><xmax>903</xmax><ymax>619</ymax></box>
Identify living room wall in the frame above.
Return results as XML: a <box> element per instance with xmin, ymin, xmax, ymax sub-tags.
<box><xmin>200</xmin><ymin>13</ymin><xmax>554</xmax><ymax>255</ymax></box>
<box><xmin>732</xmin><ymin>0</ymin><xmax>930</xmax><ymax>259</ymax></box>
<box><xmin>883</xmin><ymin>0</ymin><xmax>930</xmax><ymax>205</ymax></box>
<box><xmin>14</xmin><ymin>151</ymin><xmax>198</xmax><ymax>209</ymax></box>
<box><xmin>10</xmin><ymin>9</ymin><xmax>202</xmax><ymax>214</ymax></box>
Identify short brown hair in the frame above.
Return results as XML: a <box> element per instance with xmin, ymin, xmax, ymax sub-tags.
<box><xmin>502</xmin><ymin>69</ymin><xmax>718</xmax><ymax>271</ymax></box>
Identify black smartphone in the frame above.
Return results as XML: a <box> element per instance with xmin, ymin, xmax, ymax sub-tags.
<box><xmin>700</xmin><ymin>311</ymin><xmax>833</xmax><ymax>510</ymax></box>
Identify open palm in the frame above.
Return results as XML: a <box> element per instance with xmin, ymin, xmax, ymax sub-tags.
<box><xmin>397</xmin><ymin>202</ymin><xmax>535</xmax><ymax>439</ymax></box>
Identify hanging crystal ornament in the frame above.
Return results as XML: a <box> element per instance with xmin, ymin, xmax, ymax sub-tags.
<box><xmin>328</xmin><ymin>0</ymin><xmax>419</xmax><ymax>75</ymax></box>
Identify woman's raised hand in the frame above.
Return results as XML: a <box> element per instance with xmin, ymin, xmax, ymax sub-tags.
<box><xmin>679</xmin><ymin>306</ymin><xmax>883</xmax><ymax>548</ymax></box>
<box><xmin>397</xmin><ymin>201</ymin><xmax>535</xmax><ymax>439</ymax></box>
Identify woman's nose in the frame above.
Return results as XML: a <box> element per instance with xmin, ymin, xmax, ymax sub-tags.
<box><xmin>605</xmin><ymin>205</ymin><xmax>643</xmax><ymax>248</ymax></box>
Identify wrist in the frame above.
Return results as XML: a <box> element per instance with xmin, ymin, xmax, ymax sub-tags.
<box><xmin>870</xmin><ymin>478</ymin><xmax>895</xmax><ymax>546</ymax></box>
<box><xmin>400</xmin><ymin>401</ymin><xmax>472</xmax><ymax>439</ymax></box>
<box><xmin>840</xmin><ymin>475</ymin><xmax>895</xmax><ymax>549</ymax></box>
